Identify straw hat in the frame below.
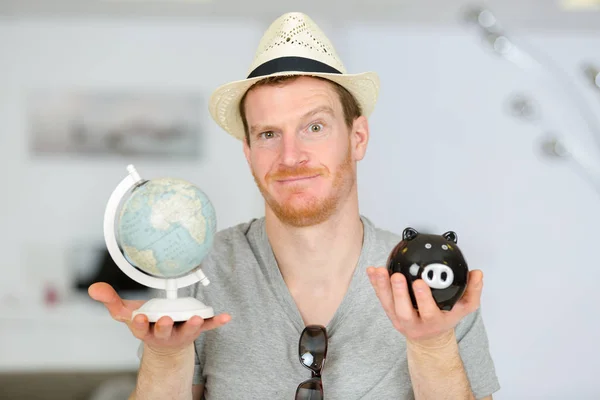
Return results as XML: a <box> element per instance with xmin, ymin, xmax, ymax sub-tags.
<box><xmin>208</xmin><ymin>11</ymin><xmax>380</xmax><ymax>141</ymax></box>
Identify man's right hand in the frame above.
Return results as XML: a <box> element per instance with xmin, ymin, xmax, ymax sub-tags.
<box><xmin>88</xmin><ymin>282</ymin><xmax>231</xmax><ymax>354</ymax></box>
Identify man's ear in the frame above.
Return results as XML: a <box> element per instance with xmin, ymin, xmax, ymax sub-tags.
<box><xmin>351</xmin><ymin>115</ymin><xmax>369</xmax><ymax>161</ymax></box>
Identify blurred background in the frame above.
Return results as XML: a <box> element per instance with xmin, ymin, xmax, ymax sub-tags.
<box><xmin>1</xmin><ymin>0</ymin><xmax>599</xmax><ymax>399</ymax></box>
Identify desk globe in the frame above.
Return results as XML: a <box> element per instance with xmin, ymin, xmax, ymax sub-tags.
<box><xmin>103</xmin><ymin>165</ymin><xmax>216</xmax><ymax>322</ymax></box>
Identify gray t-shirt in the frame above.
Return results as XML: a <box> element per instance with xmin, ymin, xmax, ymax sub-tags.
<box><xmin>169</xmin><ymin>216</ymin><xmax>500</xmax><ymax>399</ymax></box>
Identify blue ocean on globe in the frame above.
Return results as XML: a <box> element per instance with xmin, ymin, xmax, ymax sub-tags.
<box><xmin>116</xmin><ymin>177</ymin><xmax>217</xmax><ymax>279</ymax></box>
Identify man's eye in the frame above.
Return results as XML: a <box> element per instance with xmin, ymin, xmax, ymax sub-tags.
<box><xmin>309</xmin><ymin>123</ymin><xmax>323</xmax><ymax>132</ymax></box>
<box><xmin>260</xmin><ymin>131</ymin><xmax>275</xmax><ymax>139</ymax></box>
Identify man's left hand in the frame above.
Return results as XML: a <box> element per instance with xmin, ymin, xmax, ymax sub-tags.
<box><xmin>367</xmin><ymin>267</ymin><xmax>484</xmax><ymax>346</ymax></box>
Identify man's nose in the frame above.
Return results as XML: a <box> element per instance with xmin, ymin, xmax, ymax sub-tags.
<box><xmin>279</xmin><ymin>133</ymin><xmax>307</xmax><ymax>167</ymax></box>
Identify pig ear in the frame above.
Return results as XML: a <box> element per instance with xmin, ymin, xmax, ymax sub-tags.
<box><xmin>403</xmin><ymin>227</ymin><xmax>419</xmax><ymax>241</ymax></box>
<box><xmin>442</xmin><ymin>231</ymin><xmax>458</xmax><ymax>243</ymax></box>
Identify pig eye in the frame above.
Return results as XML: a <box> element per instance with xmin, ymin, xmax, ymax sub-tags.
<box><xmin>442</xmin><ymin>244</ymin><xmax>448</xmax><ymax>250</ymax></box>
<box><xmin>409</xmin><ymin>264</ymin><xmax>420</xmax><ymax>276</ymax></box>
<box><xmin>425</xmin><ymin>243</ymin><xmax>432</xmax><ymax>249</ymax></box>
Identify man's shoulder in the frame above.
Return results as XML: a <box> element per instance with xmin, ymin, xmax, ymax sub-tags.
<box><xmin>373</xmin><ymin>224</ymin><xmax>403</xmax><ymax>247</ymax></box>
<box><xmin>213</xmin><ymin>217</ymin><xmax>262</xmax><ymax>245</ymax></box>
<box><xmin>215</xmin><ymin>218</ymin><xmax>264</xmax><ymax>239</ymax></box>
<box><xmin>201</xmin><ymin>217</ymin><xmax>264</xmax><ymax>267</ymax></box>
<box><xmin>362</xmin><ymin>215</ymin><xmax>402</xmax><ymax>254</ymax></box>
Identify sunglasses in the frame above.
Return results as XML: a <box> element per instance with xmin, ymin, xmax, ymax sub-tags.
<box><xmin>295</xmin><ymin>325</ymin><xmax>328</xmax><ymax>400</ymax></box>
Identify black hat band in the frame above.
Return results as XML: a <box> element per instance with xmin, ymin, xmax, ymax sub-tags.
<box><xmin>246</xmin><ymin>56</ymin><xmax>341</xmax><ymax>79</ymax></box>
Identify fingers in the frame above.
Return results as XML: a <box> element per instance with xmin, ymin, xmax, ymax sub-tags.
<box><xmin>154</xmin><ymin>316</ymin><xmax>175</xmax><ymax>340</ymax></box>
<box><xmin>131</xmin><ymin>313</ymin><xmax>231</xmax><ymax>343</ymax></box>
<box><xmin>88</xmin><ymin>282</ymin><xmax>131</xmax><ymax>322</ymax></box>
<box><xmin>453</xmin><ymin>270</ymin><xmax>484</xmax><ymax>315</ymax></box>
<box><xmin>197</xmin><ymin>313</ymin><xmax>231</xmax><ymax>332</ymax></box>
<box><xmin>412</xmin><ymin>280</ymin><xmax>441</xmax><ymax>321</ymax></box>
<box><xmin>369</xmin><ymin>264</ymin><xmax>485</xmax><ymax>343</ymax></box>
<box><xmin>389</xmin><ymin>273</ymin><xmax>419</xmax><ymax>324</ymax></box>
<box><xmin>90</xmin><ymin>281</ymin><xmax>231</xmax><ymax>351</ymax></box>
<box><xmin>368</xmin><ymin>267</ymin><xmax>423</xmax><ymax>332</ymax></box>
<box><xmin>175</xmin><ymin>313</ymin><xmax>231</xmax><ymax>341</ymax></box>
<box><xmin>367</xmin><ymin>267</ymin><xmax>398</xmax><ymax>324</ymax></box>
<box><xmin>131</xmin><ymin>313</ymin><xmax>150</xmax><ymax>339</ymax></box>
<box><xmin>88</xmin><ymin>282</ymin><xmax>116</xmax><ymax>303</ymax></box>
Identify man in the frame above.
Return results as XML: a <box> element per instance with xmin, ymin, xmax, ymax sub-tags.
<box><xmin>89</xmin><ymin>12</ymin><xmax>500</xmax><ymax>400</ymax></box>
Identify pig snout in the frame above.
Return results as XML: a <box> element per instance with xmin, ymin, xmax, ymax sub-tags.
<box><xmin>421</xmin><ymin>263</ymin><xmax>454</xmax><ymax>289</ymax></box>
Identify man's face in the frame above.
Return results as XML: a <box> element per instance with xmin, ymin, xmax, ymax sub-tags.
<box><xmin>242</xmin><ymin>76</ymin><xmax>368</xmax><ymax>227</ymax></box>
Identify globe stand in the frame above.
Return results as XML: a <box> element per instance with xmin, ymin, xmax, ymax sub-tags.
<box><xmin>103</xmin><ymin>164</ymin><xmax>215</xmax><ymax>323</ymax></box>
<box><xmin>131</xmin><ymin>288</ymin><xmax>215</xmax><ymax>322</ymax></box>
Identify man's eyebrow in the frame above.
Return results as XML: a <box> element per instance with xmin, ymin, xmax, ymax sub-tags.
<box><xmin>301</xmin><ymin>105</ymin><xmax>335</xmax><ymax>120</ymax></box>
<box><xmin>249</xmin><ymin>106</ymin><xmax>335</xmax><ymax>135</ymax></box>
<box><xmin>249</xmin><ymin>123</ymin><xmax>277</xmax><ymax>136</ymax></box>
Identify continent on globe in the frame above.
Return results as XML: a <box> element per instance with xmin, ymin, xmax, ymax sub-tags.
<box><xmin>116</xmin><ymin>177</ymin><xmax>217</xmax><ymax>279</ymax></box>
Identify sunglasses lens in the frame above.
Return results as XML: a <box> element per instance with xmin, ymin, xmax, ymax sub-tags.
<box><xmin>299</xmin><ymin>326</ymin><xmax>327</xmax><ymax>373</ymax></box>
<box><xmin>295</xmin><ymin>378</ymin><xmax>323</xmax><ymax>400</ymax></box>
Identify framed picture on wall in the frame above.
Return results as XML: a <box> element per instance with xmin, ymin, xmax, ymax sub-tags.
<box><xmin>27</xmin><ymin>90</ymin><xmax>203</xmax><ymax>159</ymax></box>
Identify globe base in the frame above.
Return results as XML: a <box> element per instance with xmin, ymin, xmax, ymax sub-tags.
<box><xmin>132</xmin><ymin>297</ymin><xmax>215</xmax><ymax>322</ymax></box>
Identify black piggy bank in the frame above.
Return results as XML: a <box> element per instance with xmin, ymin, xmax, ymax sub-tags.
<box><xmin>386</xmin><ymin>227</ymin><xmax>469</xmax><ymax>311</ymax></box>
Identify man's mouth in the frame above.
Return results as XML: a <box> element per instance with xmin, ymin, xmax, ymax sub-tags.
<box><xmin>276</xmin><ymin>174</ymin><xmax>320</xmax><ymax>183</ymax></box>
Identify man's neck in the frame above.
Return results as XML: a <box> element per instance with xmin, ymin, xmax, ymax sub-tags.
<box><xmin>264</xmin><ymin>199</ymin><xmax>365</xmax><ymax>288</ymax></box>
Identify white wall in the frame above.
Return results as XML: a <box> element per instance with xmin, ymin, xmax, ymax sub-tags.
<box><xmin>0</xmin><ymin>16</ymin><xmax>267</xmax><ymax>373</ymax></box>
<box><xmin>340</xmin><ymin>24</ymin><xmax>600</xmax><ymax>400</ymax></box>
<box><xmin>1</xmin><ymin>15</ymin><xmax>600</xmax><ymax>400</ymax></box>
